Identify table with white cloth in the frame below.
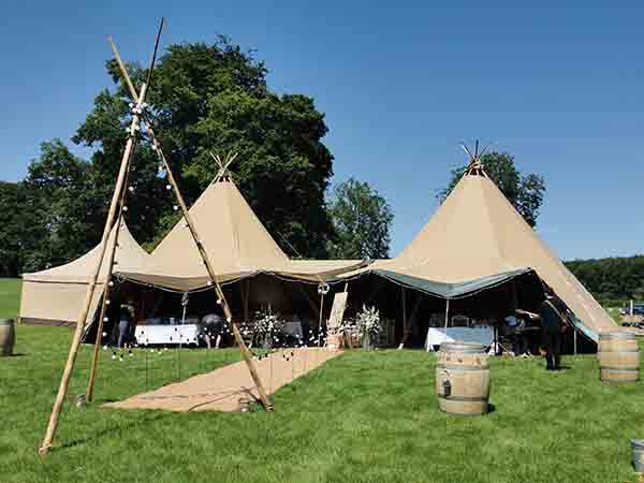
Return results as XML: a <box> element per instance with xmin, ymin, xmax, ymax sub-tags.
<box><xmin>425</xmin><ymin>326</ymin><xmax>494</xmax><ymax>351</ymax></box>
<box><xmin>135</xmin><ymin>324</ymin><xmax>200</xmax><ymax>346</ymax></box>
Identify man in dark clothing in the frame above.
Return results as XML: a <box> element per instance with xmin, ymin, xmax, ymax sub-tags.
<box><xmin>118</xmin><ymin>299</ymin><xmax>135</xmax><ymax>349</ymax></box>
<box><xmin>540</xmin><ymin>296</ymin><xmax>563</xmax><ymax>370</ymax></box>
<box><xmin>200</xmin><ymin>312</ymin><xmax>225</xmax><ymax>349</ymax></box>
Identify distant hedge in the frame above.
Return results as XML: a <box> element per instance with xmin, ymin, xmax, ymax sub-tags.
<box><xmin>565</xmin><ymin>255</ymin><xmax>644</xmax><ymax>306</ymax></box>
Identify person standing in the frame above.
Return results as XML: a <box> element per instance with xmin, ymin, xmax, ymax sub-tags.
<box><xmin>117</xmin><ymin>298</ymin><xmax>135</xmax><ymax>349</ymax></box>
<box><xmin>200</xmin><ymin>312</ymin><xmax>225</xmax><ymax>349</ymax></box>
<box><xmin>539</xmin><ymin>295</ymin><xmax>565</xmax><ymax>370</ymax></box>
<box><xmin>517</xmin><ymin>294</ymin><xmax>566</xmax><ymax>370</ymax></box>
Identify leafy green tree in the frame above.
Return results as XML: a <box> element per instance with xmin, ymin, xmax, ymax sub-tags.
<box><xmin>443</xmin><ymin>151</ymin><xmax>546</xmax><ymax>227</ymax></box>
<box><xmin>566</xmin><ymin>255</ymin><xmax>644</xmax><ymax>305</ymax></box>
<box><xmin>21</xmin><ymin>140</ymin><xmax>94</xmax><ymax>271</ymax></box>
<box><xmin>0</xmin><ymin>182</ymin><xmax>46</xmax><ymax>276</ymax></box>
<box><xmin>327</xmin><ymin>178</ymin><xmax>393</xmax><ymax>259</ymax></box>
<box><xmin>74</xmin><ymin>37</ymin><xmax>334</xmax><ymax>256</ymax></box>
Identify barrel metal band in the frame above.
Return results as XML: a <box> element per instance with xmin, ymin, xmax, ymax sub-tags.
<box><xmin>598</xmin><ymin>349</ymin><xmax>640</xmax><ymax>353</ymax></box>
<box><xmin>438</xmin><ymin>395</ymin><xmax>488</xmax><ymax>402</ymax></box>
<box><xmin>600</xmin><ymin>366</ymin><xmax>639</xmax><ymax>372</ymax></box>
<box><xmin>437</xmin><ymin>364</ymin><xmax>489</xmax><ymax>372</ymax></box>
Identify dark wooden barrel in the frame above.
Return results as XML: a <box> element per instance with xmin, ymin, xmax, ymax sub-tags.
<box><xmin>0</xmin><ymin>319</ymin><xmax>15</xmax><ymax>357</ymax></box>
<box><xmin>435</xmin><ymin>342</ymin><xmax>490</xmax><ymax>415</ymax></box>
<box><xmin>597</xmin><ymin>332</ymin><xmax>640</xmax><ymax>382</ymax></box>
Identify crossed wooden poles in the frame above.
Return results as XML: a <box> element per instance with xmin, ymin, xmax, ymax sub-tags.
<box><xmin>39</xmin><ymin>19</ymin><xmax>271</xmax><ymax>457</ymax></box>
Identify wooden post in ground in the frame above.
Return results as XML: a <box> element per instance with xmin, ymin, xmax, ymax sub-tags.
<box><xmin>108</xmin><ymin>32</ymin><xmax>272</xmax><ymax>410</ymax></box>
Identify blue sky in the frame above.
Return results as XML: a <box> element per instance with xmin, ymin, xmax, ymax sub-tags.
<box><xmin>1</xmin><ymin>1</ymin><xmax>643</xmax><ymax>260</ymax></box>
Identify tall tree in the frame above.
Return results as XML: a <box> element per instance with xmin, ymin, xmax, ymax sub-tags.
<box><xmin>442</xmin><ymin>151</ymin><xmax>546</xmax><ymax>227</ymax></box>
<box><xmin>21</xmin><ymin>140</ymin><xmax>94</xmax><ymax>271</ymax></box>
<box><xmin>0</xmin><ymin>182</ymin><xmax>46</xmax><ymax>276</ymax></box>
<box><xmin>327</xmin><ymin>178</ymin><xmax>393</xmax><ymax>259</ymax></box>
<box><xmin>74</xmin><ymin>37</ymin><xmax>334</xmax><ymax>256</ymax></box>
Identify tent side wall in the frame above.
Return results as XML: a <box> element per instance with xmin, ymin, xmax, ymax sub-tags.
<box><xmin>20</xmin><ymin>280</ymin><xmax>104</xmax><ymax>327</ymax></box>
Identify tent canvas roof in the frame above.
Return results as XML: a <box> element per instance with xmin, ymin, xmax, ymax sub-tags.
<box><xmin>343</xmin><ymin>172</ymin><xmax>616</xmax><ymax>340</ymax></box>
<box><xmin>119</xmin><ymin>177</ymin><xmax>364</xmax><ymax>290</ymax></box>
<box><xmin>22</xmin><ymin>221</ymin><xmax>151</xmax><ymax>283</ymax></box>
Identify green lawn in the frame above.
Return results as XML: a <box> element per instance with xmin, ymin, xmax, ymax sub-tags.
<box><xmin>0</xmin><ymin>278</ymin><xmax>21</xmax><ymax>319</ymax></box>
<box><xmin>1</xmin><ymin>325</ymin><xmax>643</xmax><ymax>482</ymax></box>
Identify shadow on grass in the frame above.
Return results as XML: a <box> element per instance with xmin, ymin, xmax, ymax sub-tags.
<box><xmin>57</xmin><ymin>412</ymin><xmax>169</xmax><ymax>452</ymax></box>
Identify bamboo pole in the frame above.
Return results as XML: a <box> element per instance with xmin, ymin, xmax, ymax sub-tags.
<box><xmin>38</xmin><ymin>86</ymin><xmax>146</xmax><ymax>456</ymax></box>
<box><xmin>109</xmin><ymin>31</ymin><xmax>271</xmax><ymax>410</ymax></box>
<box><xmin>86</xmin><ymin>164</ymin><xmax>132</xmax><ymax>401</ymax></box>
<box><xmin>444</xmin><ymin>298</ymin><xmax>450</xmax><ymax>329</ymax></box>
<box><xmin>39</xmin><ymin>20</ymin><xmax>164</xmax><ymax>456</ymax></box>
<box><xmin>147</xmin><ymin>123</ymin><xmax>272</xmax><ymax>410</ymax></box>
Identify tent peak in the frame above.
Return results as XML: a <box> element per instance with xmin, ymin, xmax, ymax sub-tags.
<box><xmin>461</xmin><ymin>140</ymin><xmax>489</xmax><ymax>178</ymax></box>
<box><xmin>209</xmin><ymin>151</ymin><xmax>238</xmax><ymax>184</ymax></box>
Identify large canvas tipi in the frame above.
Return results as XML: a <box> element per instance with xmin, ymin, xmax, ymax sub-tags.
<box><xmin>119</xmin><ymin>174</ymin><xmax>364</xmax><ymax>291</ymax></box>
<box><xmin>20</xmin><ymin>221</ymin><xmax>151</xmax><ymax>325</ymax></box>
<box><xmin>345</xmin><ymin>166</ymin><xmax>616</xmax><ymax>341</ymax></box>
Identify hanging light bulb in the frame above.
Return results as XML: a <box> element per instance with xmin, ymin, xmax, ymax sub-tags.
<box><xmin>128</xmin><ymin>186</ymin><xmax>135</xmax><ymax>193</ymax></box>
<box><xmin>166</xmin><ymin>184</ymin><xmax>171</xmax><ymax>191</ymax></box>
<box><xmin>122</xmin><ymin>205</ymin><xmax>128</xmax><ymax>212</ymax></box>
<box><xmin>173</xmin><ymin>205</ymin><xmax>179</xmax><ymax>211</ymax></box>
<box><xmin>108</xmin><ymin>281</ymin><xmax>114</xmax><ymax>287</ymax></box>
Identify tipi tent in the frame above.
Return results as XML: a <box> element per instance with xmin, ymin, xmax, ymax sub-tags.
<box><xmin>120</xmin><ymin>175</ymin><xmax>364</xmax><ymax>291</ymax></box>
<box><xmin>342</xmin><ymin>165</ymin><xmax>617</xmax><ymax>341</ymax></box>
<box><xmin>20</xmin><ymin>221</ymin><xmax>152</xmax><ymax>325</ymax></box>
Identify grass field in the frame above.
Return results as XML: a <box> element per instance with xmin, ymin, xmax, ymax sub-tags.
<box><xmin>1</xmin><ymin>323</ymin><xmax>643</xmax><ymax>483</ymax></box>
<box><xmin>0</xmin><ymin>278</ymin><xmax>21</xmax><ymax>319</ymax></box>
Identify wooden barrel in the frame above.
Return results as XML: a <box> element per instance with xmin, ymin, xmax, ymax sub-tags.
<box><xmin>435</xmin><ymin>342</ymin><xmax>490</xmax><ymax>416</ymax></box>
<box><xmin>632</xmin><ymin>439</ymin><xmax>644</xmax><ymax>473</ymax></box>
<box><xmin>597</xmin><ymin>332</ymin><xmax>640</xmax><ymax>382</ymax></box>
<box><xmin>0</xmin><ymin>319</ymin><xmax>15</xmax><ymax>357</ymax></box>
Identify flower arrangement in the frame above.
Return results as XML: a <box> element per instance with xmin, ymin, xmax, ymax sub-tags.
<box><xmin>252</xmin><ymin>310</ymin><xmax>284</xmax><ymax>348</ymax></box>
<box><xmin>355</xmin><ymin>304</ymin><xmax>381</xmax><ymax>349</ymax></box>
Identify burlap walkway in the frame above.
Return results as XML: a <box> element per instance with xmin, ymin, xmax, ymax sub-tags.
<box><xmin>103</xmin><ymin>348</ymin><xmax>341</xmax><ymax>412</ymax></box>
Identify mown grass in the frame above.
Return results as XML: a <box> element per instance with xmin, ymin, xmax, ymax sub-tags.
<box><xmin>1</xmin><ymin>324</ymin><xmax>643</xmax><ymax>482</ymax></box>
<box><xmin>0</xmin><ymin>278</ymin><xmax>21</xmax><ymax>319</ymax></box>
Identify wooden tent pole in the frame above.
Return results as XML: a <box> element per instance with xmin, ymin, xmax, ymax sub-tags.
<box><xmin>38</xmin><ymin>86</ymin><xmax>146</xmax><ymax>456</ymax></box>
<box><xmin>147</xmin><ymin>124</ymin><xmax>272</xmax><ymax>410</ymax></box>
<box><xmin>444</xmin><ymin>298</ymin><xmax>450</xmax><ymax>329</ymax></box>
<box><xmin>86</xmin><ymin>163</ymin><xmax>132</xmax><ymax>402</ymax></box>
<box><xmin>317</xmin><ymin>292</ymin><xmax>325</xmax><ymax>347</ymax></box>
<box><xmin>109</xmin><ymin>32</ymin><xmax>271</xmax><ymax>410</ymax></box>
<box><xmin>401</xmin><ymin>286</ymin><xmax>407</xmax><ymax>347</ymax></box>
<box><xmin>39</xmin><ymin>20</ymin><xmax>164</xmax><ymax>456</ymax></box>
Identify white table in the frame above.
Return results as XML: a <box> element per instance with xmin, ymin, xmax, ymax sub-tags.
<box><xmin>425</xmin><ymin>326</ymin><xmax>494</xmax><ymax>351</ymax></box>
<box><xmin>135</xmin><ymin>324</ymin><xmax>200</xmax><ymax>346</ymax></box>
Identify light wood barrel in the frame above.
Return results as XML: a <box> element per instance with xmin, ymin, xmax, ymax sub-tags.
<box><xmin>435</xmin><ymin>342</ymin><xmax>490</xmax><ymax>416</ymax></box>
<box><xmin>597</xmin><ymin>332</ymin><xmax>640</xmax><ymax>382</ymax></box>
<box><xmin>0</xmin><ymin>319</ymin><xmax>15</xmax><ymax>357</ymax></box>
